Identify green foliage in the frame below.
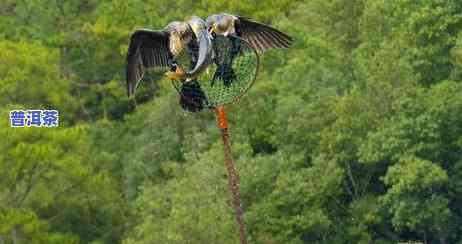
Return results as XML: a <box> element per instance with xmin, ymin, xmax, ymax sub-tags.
<box><xmin>123</xmin><ymin>142</ymin><xmax>247</xmax><ymax>244</ymax></box>
<box><xmin>245</xmin><ymin>155</ymin><xmax>344</xmax><ymax>243</ymax></box>
<box><xmin>382</xmin><ymin>157</ymin><xmax>449</xmax><ymax>235</ymax></box>
<box><xmin>0</xmin><ymin>107</ymin><xmax>126</xmax><ymax>243</ymax></box>
<box><xmin>0</xmin><ymin>41</ymin><xmax>77</xmax><ymax>122</ymax></box>
<box><xmin>2</xmin><ymin>0</ymin><xmax>462</xmax><ymax>243</ymax></box>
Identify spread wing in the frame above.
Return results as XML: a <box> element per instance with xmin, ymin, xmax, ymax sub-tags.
<box><xmin>126</xmin><ymin>29</ymin><xmax>171</xmax><ymax>97</ymax></box>
<box><xmin>237</xmin><ymin>16</ymin><xmax>293</xmax><ymax>54</ymax></box>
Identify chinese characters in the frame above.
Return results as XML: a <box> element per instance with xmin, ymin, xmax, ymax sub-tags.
<box><xmin>10</xmin><ymin>110</ymin><xmax>59</xmax><ymax>127</ymax></box>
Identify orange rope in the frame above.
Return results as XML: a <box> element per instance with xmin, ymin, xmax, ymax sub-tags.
<box><xmin>216</xmin><ymin>105</ymin><xmax>228</xmax><ymax>129</ymax></box>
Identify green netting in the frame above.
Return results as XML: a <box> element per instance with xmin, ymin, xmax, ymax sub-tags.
<box><xmin>172</xmin><ymin>36</ymin><xmax>259</xmax><ymax>110</ymax></box>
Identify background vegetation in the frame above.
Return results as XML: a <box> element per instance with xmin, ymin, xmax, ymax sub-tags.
<box><xmin>1</xmin><ymin>0</ymin><xmax>462</xmax><ymax>243</ymax></box>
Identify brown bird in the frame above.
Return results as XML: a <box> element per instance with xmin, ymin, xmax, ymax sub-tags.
<box><xmin>126</xmin><ymin>16</ymin><xmax>212</xmax><ymax>98</ymax></box>
<box><xmin>206</xmin><ymin>13</ymin><xmax>293</xmax><ymax>54</ymax></box>
<box><xmin>206</xmin><ymin>13</ymin><xmax>292</xmax><ymax>86</ymax></box>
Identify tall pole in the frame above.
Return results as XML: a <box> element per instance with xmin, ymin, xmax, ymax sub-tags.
<box><xmin>215</xmin><ymin>105</ymin><xmax>248</xmax><ymax>244</ymax></box>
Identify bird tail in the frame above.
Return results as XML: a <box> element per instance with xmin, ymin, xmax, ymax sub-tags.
<box><xmin>179</xmin><ymin>80</ymin><xmax>208</xmax><ymax>112</ymax></box>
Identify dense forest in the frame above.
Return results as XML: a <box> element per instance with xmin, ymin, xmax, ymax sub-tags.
<box><xmin>1</xmin><ymin>0</ymin><xmax>462</xmax><ymax>243</ymax></box>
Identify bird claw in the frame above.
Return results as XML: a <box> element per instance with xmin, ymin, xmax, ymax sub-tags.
<box><xmin>165</xmin><ymin>70</ymin><xmax>185</xmax><ymax>81</ymax></box>
<box><xmin>165</xmin><ymin>71</ymin><xmax>178</xmax><ymax>80</ymax></box>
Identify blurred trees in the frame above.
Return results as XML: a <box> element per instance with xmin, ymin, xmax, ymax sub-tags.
<box><xmin>1</xmin><ymin>0</ymin><xmax>462</xmax><ymax>243</ymax></box>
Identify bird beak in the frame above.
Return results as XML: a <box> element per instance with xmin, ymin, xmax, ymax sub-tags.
<box><xmin>209</xmin><ymin>24</ymin><xmax>217</xmax><ymax>35</ymax></box>
<box><xmin>185</xmin><ymin>27</ymin><xmax>212</xmax><ymax>78</ymax></box>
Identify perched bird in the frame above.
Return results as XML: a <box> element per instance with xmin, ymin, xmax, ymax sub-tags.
<box><xmin>126</xmin><ymin>16</ymin><xmax>212</xmax><ymax>98</ymax></box>
<box><xmin>206</xmin><ymin>13</ymin><xmax>293</xmax><ymax>86</ymax></box>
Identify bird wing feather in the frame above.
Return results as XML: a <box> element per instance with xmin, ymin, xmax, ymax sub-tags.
<box><xmin>126</xmin><ymin>29</ymin><xmax>170</xmax><ymax>97</ymax></box>
<box><xmin>237</xmin><ymin>16</ymin><xmax>293</xmax><ymax>54</ymax></box>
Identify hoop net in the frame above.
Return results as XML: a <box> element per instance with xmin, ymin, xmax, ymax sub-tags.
<box><xmin>172</xmin><ymin>35</ymin><xmax>259</xmax><ymax>109</ymax></box>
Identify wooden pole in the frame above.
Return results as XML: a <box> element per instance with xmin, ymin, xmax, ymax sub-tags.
<box><xmin>215</xmin><ymin>105</ymin><xmax>248</xmax><ymax>244</ymax></box>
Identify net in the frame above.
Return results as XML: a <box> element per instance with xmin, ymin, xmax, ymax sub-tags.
<box><xmin>172</xmin><ymin>35</ymin><xmax>259</xmax><ymax>111</ymax></box>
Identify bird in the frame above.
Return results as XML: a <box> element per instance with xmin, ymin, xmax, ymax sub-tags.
<box><xmin>206</xmin><ymin>13</ymin><xmax>293</xmax><ymax>86</ymax></box>
<box><xmin>126</xmin><ymin>16</ymin><xmax>212</xmax><ymax>98</ymax></box>
<box><xmin>126</xmin><ymin>16</ymin><xmax>212</xmax><ymax>112</ymax></box>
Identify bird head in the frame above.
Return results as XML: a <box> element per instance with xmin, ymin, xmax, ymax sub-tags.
<box><xmin>206</xmin><ymin>15</ymin><xmax>219</xmax><ymax>35</ymax></box>
<box><xmin>164</xmin><ymin>17</ymin><xmax>212</xmax><ymax>82</ymax></box>
<box><xmin>206</xmin><ymin>13</ymin><xmax>236</xmax><ymax>36</ymax></box>
<box><xmin>188</xmin><ymin>16</ymin><xmax>208</xmax><ymax>39</ymax></box>
<box><xmin>166</xmin><ymin>21</ymin><xmax>192</xmax><ymax>41</ymax></box>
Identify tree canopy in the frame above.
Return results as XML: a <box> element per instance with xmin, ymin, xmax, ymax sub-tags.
<box><xmin>1</xmin><ymin>0</ymin><xmax>462</xmax><ymax>243</ymax></box>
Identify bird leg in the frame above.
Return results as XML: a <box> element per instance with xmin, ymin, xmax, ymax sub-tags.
<box><xmin>211</xmin><ymin>35</ymin><xmax>240</xmax><ymax>87</ymax></box>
